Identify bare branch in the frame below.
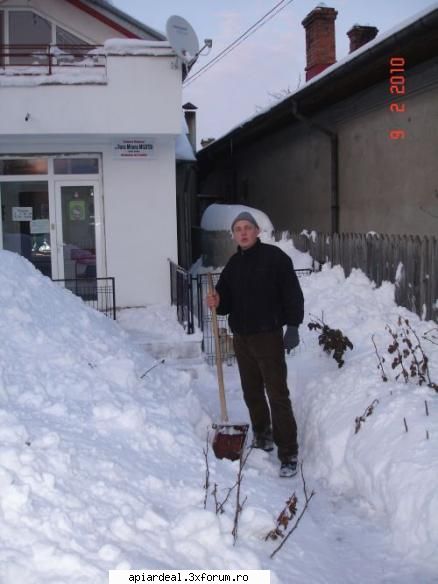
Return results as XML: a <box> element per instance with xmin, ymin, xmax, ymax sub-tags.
<box><xmin>270</xmin><ymin>463</ymin><xmax>315</xmax><ymax>558</ymax></box>
<box><xmin>355</xmin><ymin>399</ymin><xmax>379</xmax><ymax>434</ymax></box>
<box><xmin>203</xmin><ymin>432</ymin><xmax>210</xmax><ymax>510</ymax></box>
<box><xmin>372</xmin><ymin>335</ymin><xmax>388</xmax><ymax>382</ymax></box>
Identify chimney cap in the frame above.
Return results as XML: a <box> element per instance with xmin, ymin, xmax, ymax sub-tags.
<box><xmin>347</xmin><ymin>24</ymin><xmax>379</xmax><ymax>35</ymax></box>
<box><xmin>183</xmin><ymin>102</ymin><xmax>198</xmax><ymax>110</ymax></box>
<box><xmin>302</xmin><ymin>5</ymin><xmax>337</xmax><ymax>28</ymax></box>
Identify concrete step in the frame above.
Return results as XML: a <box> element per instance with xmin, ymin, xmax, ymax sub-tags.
<box><xmin>137</xmin><ymin>340</ymin><xmax>203</xmax><ymax>360</ymax></box>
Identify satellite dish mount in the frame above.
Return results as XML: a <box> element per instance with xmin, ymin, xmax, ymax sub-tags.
<box><xmin>166</xmin><ymin>15</ymin><xmax>212</xmax><ymax>76</ymax></box>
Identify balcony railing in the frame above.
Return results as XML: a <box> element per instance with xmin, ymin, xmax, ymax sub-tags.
<box><xmin>0</xmin><ymin>44</ymin><xmax>106</xmax><ymax>77</ymax></box>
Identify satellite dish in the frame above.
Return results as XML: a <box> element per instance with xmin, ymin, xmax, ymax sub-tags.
<box><xmin>166</xmin><ymin>15</ymin><xmax>199</xmax><ymax>64</ymax></box>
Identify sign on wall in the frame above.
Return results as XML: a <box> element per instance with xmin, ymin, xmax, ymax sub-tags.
<box><xmin>12</xmin><ymin>207</ymin><xmax>33</xmax><ymax>221</ymax></box>
<box><xmin>30</xmin><ymin>219</ymin><xmax>50</xmax><ymax>234</ymax></box>
<box><xmin>112</xmin><ymin>138</ymin><xmax>156</xmax><ymax>159</ymax></box>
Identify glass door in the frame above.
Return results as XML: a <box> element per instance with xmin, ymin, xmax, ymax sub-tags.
<box><xmin>54</xmin><ymin>181</ymin><xmax>102</xmax><ymax>283</ymax></box>
<box><xmin>0</xmin><ymin>180</ymin><xmax>52</xmax><ymax>277</ymax></box>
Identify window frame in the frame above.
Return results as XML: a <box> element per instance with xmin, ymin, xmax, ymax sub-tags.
<box><xmin>1</xmin><ymin>7</ymin><xmax>91</xmax><ymax>48</ymax></box>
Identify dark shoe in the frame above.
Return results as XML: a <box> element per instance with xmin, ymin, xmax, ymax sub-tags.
<box><xmin>251</xmin><ymin>433</ymin><xmax>274</xmax><ymax>452</ymax></box>
<box><xmin>279</xmin><ymin>457</ymin><xmax>298</xmax><ymax>478</ymax></box>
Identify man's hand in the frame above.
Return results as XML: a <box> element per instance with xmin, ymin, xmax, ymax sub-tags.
<box><xmin>284</xmin><ymin>325</ymin><xmax>299</xmax><ymax>354</ymax></box>
<box><xmin>206</xmin><ymin>290</ymin><xmax>220</xmax><ymax>310</ymax></box>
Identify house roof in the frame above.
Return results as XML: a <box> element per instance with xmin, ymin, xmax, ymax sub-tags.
<box><xmin>198</xmin><ymin>2</ymin><xmax>438</xmax><ymax>157</ymax></box>
<box><xmin>80</xmin><ymin>0</ymin><xmax>166</xmax><ymax>40</ymax></box>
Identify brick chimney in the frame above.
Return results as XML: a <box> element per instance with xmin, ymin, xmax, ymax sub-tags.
<box><xmin>347</xmin><ymin>25</ymin><xmax>378</xmax><ymax>53</ymax></box>
<box><xmin>302</xmin><ymin>5</ymin><xmax>338</xmax><ymax>82</ymax></box>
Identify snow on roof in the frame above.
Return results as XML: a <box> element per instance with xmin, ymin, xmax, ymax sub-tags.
<box><xmin>199</xmin><ymin>1</ymin><xmax>438</xmax><ymax>152</ymax></box>
<box><xmin>102</xmin><ymin>38</ymin><xmax>174</xmax><ymax>56</ymax></box>
<box><xmin>0</xmin><ymin>67</ymin><xmax>107</xmax><ymax>87</ymax></box>
<box><xmin>201</xmin><ymin>203</ymin><xmax>274</xmax><ymax>232</ymax></box>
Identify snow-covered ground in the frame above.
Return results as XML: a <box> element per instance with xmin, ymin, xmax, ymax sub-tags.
<box><xmin>0</xmin><ymin>246</ymin><xmax>437</xmax><ymax>583</ymax></box>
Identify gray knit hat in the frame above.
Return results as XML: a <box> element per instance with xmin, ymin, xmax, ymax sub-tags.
<box><xmin>231</xmin><ymin>211</ymin><xmax>259</xmax><ymax>231</ymax></box>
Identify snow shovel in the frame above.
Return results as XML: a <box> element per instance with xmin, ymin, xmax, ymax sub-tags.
<box><xmin>208</xmin><ymin>273</ymin><xmax>249</xmax><ymax>461</ymax></box>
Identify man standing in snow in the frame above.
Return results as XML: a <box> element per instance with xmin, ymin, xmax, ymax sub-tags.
<box><xmin>207</xmin><ymin>211</ymin><xmax>304</xmax><ymax>477</ymax></box>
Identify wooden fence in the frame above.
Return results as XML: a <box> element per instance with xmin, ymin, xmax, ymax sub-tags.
<box><xmin>278</xmin><ymin>232</ymin><xmax>438</xmax><ymax>323</ymax></box>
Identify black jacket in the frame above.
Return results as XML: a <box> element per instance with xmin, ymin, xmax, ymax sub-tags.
<box><xmin>216</xmin><ymin>239</ymin><xmax>304</xmax><ymax>335</ymax></box>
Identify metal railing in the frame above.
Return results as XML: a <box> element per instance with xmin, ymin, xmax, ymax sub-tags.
<box><xmin>53</xmin><ymin>277</ymin><xmax>116</xmax><ymax>320</ymax></box>
<box><xmin>0</xmin><ymin>44</ymin><xmax>105</xmax><ymax>75</ymax></box>
<box><xmin>169</xmin><ymin>260</ymin><xmax>195</xmax><ymax>334</ymax></box>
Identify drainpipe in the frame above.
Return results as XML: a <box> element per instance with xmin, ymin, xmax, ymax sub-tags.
<box><xmin>290</xmin><ymin>100</ymin><xmax>339</xmax><ymax>234</ymax></box>
<box><xmin>229</xmin><ymin>137</ymin><xmax>238</xmax><ymax>203</ymax></box>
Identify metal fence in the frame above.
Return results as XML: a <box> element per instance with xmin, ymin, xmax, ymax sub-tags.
<box><xmin>0</xmin><ymin>44</ymin><xmax>105</xmax><ymax>75</ymax></box>
<box><xmin>280</xmin><ymin>232</ymin><xmax>438</xmax><ymax>322</ymax></box>
<box><xmin>53</xmin><ymin>277</ymin><xmax>116</xmax><ymax>320</ymax></box>
<box><xmin>169</xmin><ymin>260</ymin><xmax>195</xmax><ymax>334</ymax></box>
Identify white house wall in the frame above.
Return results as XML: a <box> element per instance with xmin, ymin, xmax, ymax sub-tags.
<box><xmin>0</xmin><ymin>55</ymin><xmax>181</xmax><ymax>137</ymax></box>
<box><xmin>0</xmin><ymin>137</ymin><xmax>178</xmax><ymax>306</ymax></box>
<box><xmin>102</xmin><ymin>137</ymin><xmax>177</xmax><ymax>307</ymax></box>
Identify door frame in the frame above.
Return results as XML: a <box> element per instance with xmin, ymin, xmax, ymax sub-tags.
<box><xmin>53</xmin><ymin>179</ymin><xmax>105</xmax><ymax>281</ymax></box>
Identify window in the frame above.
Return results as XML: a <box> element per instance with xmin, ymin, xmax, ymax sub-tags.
<box><xmin>56</xmin><ymin>26</ymin><xmax>88</xmax><ymax>47</ymax></box>
<box><xmin>0</xmin><ymin>159</ymin><xmax>48</xmax><ymax>176</ymax></box>
<box><xmin>9</xmin><ymin>11</ymin><xmax>51</xmax><ymax>45</ymax></box>
<box><xmin>9</xmin><ymin>10</ymin><xmax>51</xmax><ymax>65</ymax></box>
<box><xmin>54</xmin><ymin>158</ymin><xmax>99</xmax><ymax>175</ymax></box>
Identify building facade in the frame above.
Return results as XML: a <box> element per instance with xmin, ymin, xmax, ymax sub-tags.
<box><xmin>0</xmin><ymin>0</ymin><xmax>185</xmax><ymax>307</ymax></box>
<box><xmin>197</xmin><ymin>5</ymin><xmax>438</xmax><ymax>238</ymax></box>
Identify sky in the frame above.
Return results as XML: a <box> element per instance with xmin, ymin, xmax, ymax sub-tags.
<box><xmin>112</xmin><ymin>0</ymin><xmax>436</xmax><ymax>147</ymax></box>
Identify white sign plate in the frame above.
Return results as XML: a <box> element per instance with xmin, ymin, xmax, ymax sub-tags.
<box><xmin>12</xmin><ymin>207</ymin><xmax>33</xmax><ymax>221</ymax></box>
<box><xmin>30</xmin><ymin>219</ymin><xmax>50</xmax><ymax>234</ymax></box>
<box><xmin>112</xmin><ymin>139</ymin><xmax>156</xmax><ymax>159</ymax></box>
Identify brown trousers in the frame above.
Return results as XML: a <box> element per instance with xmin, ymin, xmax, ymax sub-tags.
<box><xmin>233</xmin><ymin>329</ymin><xmax>298</xmax><ymax>462</ymax></box>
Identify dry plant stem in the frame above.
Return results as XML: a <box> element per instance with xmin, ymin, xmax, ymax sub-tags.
<box><xmin>423</xmin><ymin>328</ymin><xmax>438</xmax><ymax>345</ymax></box>
<box><xmin>425</xmin><ymin>400</ymin><xmax>429</xmax><ymax>416</ymax></box>
<box><xmin>404</xmin><ymin>417</ymin><xmax>409</xmax><ymax>433</ymax></box>
<box><xmin>270</xmin><ymin>464</ymin><xmax>315</xmax><ymax>558</ymax></box>
<box><xmin>265</xmin><ymin>493</ymin><xmax>298</xmax><ymax>541</ymax></box>
<box><xmin>386</xmin><ymin>324</ymin><xmax>409</xmax><ymax>382</ymax></box>
<box><xmin>405</xmin><ymin>320</ymin><xmax>434</xmax><ymax>386</ymax></box>
<box><xmin>216</xmin><ymin>447</ymin><xmax>252</xmax><ymax>515</ymax></box>
<box><xmin>203</xmin><ymin>434</ymin><xmax>210</xmax><ymax>510</ymax></box>
<box><xmin>231</xmin><ymin>448</ymin><xmax>252</xmax><ymax>544</ymax></box>
<box><xmin>402</xmin><ymin>322</ymin><xmax>426</xmax><ymax>383</ymax></box>
<box><xmin>212</xmin><ymin>483</ymin><xmax>221</xmax><ymax>514</ymax></box>
<box><xmin>372</xmin><ymin>335</ymin><xmax>388</xmax><ymax>382</ymax></box>
<box><xmin>354</xmin><ymin>399</ymin><xmax>379</xmax><ymax>434</ymax></box>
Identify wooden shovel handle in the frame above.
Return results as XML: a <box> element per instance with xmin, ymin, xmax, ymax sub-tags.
<box><xmin>208</xmin><ymin>273</ymin><xmax>229</xmax><ymax>423</ymax></box>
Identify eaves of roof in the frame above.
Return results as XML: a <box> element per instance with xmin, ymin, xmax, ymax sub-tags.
<box><xmin>86</xmin><ymin>0</ymin><xmax>166</xmax><ymax>40</ymax></box>
<box><xmin>197</xmin><ymin>6</ymin><xmax>438</xmax><ymax>160</ymax></box>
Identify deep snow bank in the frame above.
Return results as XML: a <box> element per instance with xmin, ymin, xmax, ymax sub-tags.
<box><xmin>297</xmin><ymin>265</ymin><xmax>438</xmax><ymax>566</ymax></box>
<box><xmin>0</xmin><ymin>251</ymin><xmax>258</xmax><ymax>582</ymax></box>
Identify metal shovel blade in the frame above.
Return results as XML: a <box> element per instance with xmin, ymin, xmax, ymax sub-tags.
<box><xmin>212</xmin><ymin>423</ymin><xmax>249</xmax><ymax>461</ymax></box>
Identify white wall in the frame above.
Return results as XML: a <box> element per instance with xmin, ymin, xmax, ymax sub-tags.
<box><xmin>0</xmin><ymin>55</ymin><xmax>181</xmax><ymax>137</ymax></box>
<box><xmin>0</xmin><ymin>137</ymin><xmax>178</xmax><ymax>307</ymax></box>
<box><xmin>102</xmin><ymin>137</ymin><xmax>178</xmax><ymax>306</ymax></box>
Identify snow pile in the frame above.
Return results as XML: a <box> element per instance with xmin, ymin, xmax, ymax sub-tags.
<box><xmin>297</xmin><ymin>265</ymin><xmax>438</xmax><ymax>565</ymax></box>
<box><xmin>0</xmin><ymin>250</ymin><xmax>241</xmax><ymax>581</ymax></box>
<box><xmin>200</xmin><ymin>204</ymin><xmax>274</xmax><ymax>233</ymax></box>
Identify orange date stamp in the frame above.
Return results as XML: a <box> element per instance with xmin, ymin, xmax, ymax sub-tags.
<box><xmin>389</xmin><ymin>57</ymin><xmax>406</xmax><ymax>140</ymax></box>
